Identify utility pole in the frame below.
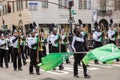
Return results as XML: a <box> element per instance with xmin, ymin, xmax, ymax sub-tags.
<box><xmin>68</xmin><ymin>0</ymin><xmax>74</xmax><ymax>34</ymax></box>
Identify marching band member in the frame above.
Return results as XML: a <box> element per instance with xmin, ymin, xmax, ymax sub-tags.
<box><xmin>93</xmin><ymin>26</ymin><xmax>104</xmax><ymax>64</ymax></box>
<box><xmin>72</xmin><ymin>25</ymin><xmax>90</xmax><ymax>78</ymax></box>
<box><xmin>60</xmin><ymin>29</ymin><xmax>70</xmax><ymax>64</ymax></box>
<box><xmin>18</xmin><ymin>29</ymin><xmax>27</xmax><ymax>65</ymax></box>
<box><xmin>0</xmin><ymin>33</ymin><xmax>9</xmax><ymax>68</ymax></box>
<box><xmin>27</xmin><ymin>29</ymin><xmax>40</xmax><ymax>75</ymax></box>
<box><xmin>49</xmin><ymin>27</ymin><xmax>64</xmax><ymax>70</ymax></box>
<box><xmin>11</xmin><ymin>30</ymin><xmax>22</xmax><ymax>71</ymax></box>
<box><xmin>107</xmin><ymin>24</ymin><xmax>119</xmax><ymax>61</ymax></box>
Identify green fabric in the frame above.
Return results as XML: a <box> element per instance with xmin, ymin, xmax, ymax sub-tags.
<box><xmin>82</xmin><ymin>44</ymin><xmax>120</xmax><ymax>65</ymax></box>
<box><xmin>37</xmin><ymin>52</ymin><xmax>73</xmax><ymax>71</ymax></box>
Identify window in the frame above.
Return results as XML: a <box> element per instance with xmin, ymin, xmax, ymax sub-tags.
<box><xmin>58</xmin><ymin>0</ymin><xmax>62</xmax><ymax>8</ymax></box>
<box><xmin>25</xmin><ymin>0</ymin><xmax>28</xmax><ymax>9</ymax></box>
<box><xmin>87</xmin><ymin>0</ymin><xmax>91</xmax><ymax>10</ymax></box>
<box><xmin>78</xmin><ymin>0</ymin><xmax>82</xmax><ymax>9</ymax></box>
<box><xmin>20</xmin><ymin>0</ymin><xmax>23</xmax><ymax>10</ymax></box>
<box><xmin>78</xmin><ymin>0</ymin><xmax>91</xmax><ymax>10</ymax></box>
<box><xmin>83</xmin><ymin>0</ymin><xmax>87</xmax><ymax>9</ymax></box>
<box><xmin>64</xmin><ymin>0</ymin><xmax>67</xmax><ymax>8</ymax></box>
<box><xmin>115</xmin><ymin>0</ymin><xmax>120</xmax><ymax>10</ymax></box>
<box><xmin>7</xmin><ymin>2</ymin><xmax>11</xmax><ymax>13</ymax></box>
<box><xmin>5</xmin><ymin>5</ymin><xmax>7</xmax><ymax>14</ymax></box>
<box><xmin>16</xmin><ymin>0</ymin><xmax>23</xmax><ymax>11</ymax></box>
<box><xmin>42</xmin><ymin>0</ymin><xmax>48</xmax><ymax>8</ymax></box>
<box><xmin>16</xmin><ymin>1</ymin><xmax>20</xmax><ymax>11</ymax></box>
<box><xmin>12</xmin><ymin>1</ymin><xmax>15</xmax><ymax>12</ymax></box>
<box><xmin>0</xmin><ymin>11</ymin><xmax>1</xmax><ymax>16</ymax></box>
<box><xmin>100</xmin><ymin>0</ymin><xmax>106</xmax><ymax>12</ymax></box>
<box><xmin>2</xmin><ymin>5</ymin><xmax>5</xmax><ymax>15</ymax></box>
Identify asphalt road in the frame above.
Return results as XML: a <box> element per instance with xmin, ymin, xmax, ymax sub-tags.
<box><xmin>0</xmin><ymin>58</ymin><xmax>120</xmax><ymax>80</ymax></box>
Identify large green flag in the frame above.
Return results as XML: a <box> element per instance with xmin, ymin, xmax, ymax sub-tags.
<box><xmin>37</xmin><ymin>52</ymin><xmax>73</xmax><ymax>71</ymax></box>
<box><xmin>82</xmin><ymin>44</ymin><xmax>120</xmax><ymax>65</ymax></box>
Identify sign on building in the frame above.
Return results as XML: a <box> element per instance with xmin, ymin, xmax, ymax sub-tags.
<box><xmin>93</xmin><ymin>11</ymin><xmax>97</xmax><ymax>21</ymax></box>
<box><xmin>29</xmin><ymin>2</ymin><xmax>38</xmax><ymax>11</ymax></box>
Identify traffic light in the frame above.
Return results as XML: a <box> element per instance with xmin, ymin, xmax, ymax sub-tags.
<box><xmin>68</xmin><ymin>0</ymin><xmax>74</xmax><ymax>7</ymax></box>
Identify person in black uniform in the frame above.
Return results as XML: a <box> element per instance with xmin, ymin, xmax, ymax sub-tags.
<box><xmin>60</xmin><ymin>29</ymin><xmax>70</xmax><ymax>64</ymax></box>
<box><xmin>49</xmin><ymin>28</ymin><xmax>64</xmax><ymax>70</ymax></box>
<box><xmin>72</xmin><ymin>26</ymin><xmax>90</xmax><ymax>78</ymax></box>
<box><xmin>107</xmin><ymin>24</ymin><xmax>119</xmax><ymax>61</ymax></box>
<box><xmin>11</xmin><ymin>30</ymin><xmax>22</xmax><ymax>71</ymax></box>
<box><xmin>27</xmin><ymin>29</ymin><xmax>40</xmax><ymax>75</ymax></box>
<box><xmin>93</xmin><ymin>26</ymin><xmax>104</xmax><ymax>64</ymax></box>
<box><xmin>0</xmin><ymin>33</ymin><xmax>9</xmax><ymax>68</ymax></box>
<box><xmin>18</xmin><ymin>29</ymin><xmax>27</xmax><ymax>65</ymax></box>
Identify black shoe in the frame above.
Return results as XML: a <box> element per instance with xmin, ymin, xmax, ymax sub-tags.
<box><xmin>84</xmin><ymin>75</ymin><xmax>91</xmax><ymax>78</ymax></box>
<box><xmin>0</xmin><ymin>64</ymin><xmax>3</xmax><ymax>68</ymax></box>
<box><xmin>103</xmin><ymin>62</ymin><xmax>106</xmax><ymax>64</ymax></box>
<box><xmin>95</xmin><ymin>62</ymin><xmax>99</xmax><ymax>64</ymax></box>
<box><xmin>14</xmin><ymin>68</ymin><xmax>17</xmax><ymax>71</ymax></box>
<box><xmin>36</xmin><ymin>72</ymin><xmax>40</xmax><ymax>75</ymax></box>
<box><xmin>18</xmin><ymin>68</ymin><xmax>23</xmax><ymax>71</ymax></box>
<box><xmin>66</xmin><ymin>61</ymin><xmax>71</xmax><ymax>64</ymax></box>
<box><xmin>30</xmin><ymin>72</ymin><xmax>34</xmax><ymax>74</ymax></box>
<box><xmin>53</xmin><ymin>68</ymin><xmax>56</xmax><ymax>70</ymax></box>
<box><xmin>6</xmin><ymin>66</ymin><xmax>9</xmax><ymax>68</ymax></box>
<box><xmin>74</xmin><ymin>75</ymin><xmax>79</xmax><ymax>78</ymax></box>
<box><xmin>23</xmin><ymin>62</ymin><xmax>27</xmax><ymax>65</ymax></box>
<box><xmin>59</xmin><ymin>66</ymin><xmax>64</xmax><ymax>70</ymax></box>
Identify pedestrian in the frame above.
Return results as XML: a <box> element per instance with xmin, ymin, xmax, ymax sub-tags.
<box><xmin>93</xmin><ymin>26</ymin><xmax>104</xmax><ymax>64</ymax></box>
<box><xmin>11</xmin><ymin>30</ymin><xmax>22</xmax><ymax>71</ymax></box>
<box><xmin>0</xmin><ymin>33</ymin><xmax>9</xmax><ymax>68</ymax></box>
<box><xmin>27</xmin><ymin>29</ymin><xmax>40</xmax><ymax>75</ymax></box>
<box><xmin>106</xmin><ymin>24</ymin><xmax>119</xmax><ymax>61</ymax></box>
<box><xmin>72</xmin><ymin>25</ymin><xmax>90</xmax><ymax>78</ymax></box>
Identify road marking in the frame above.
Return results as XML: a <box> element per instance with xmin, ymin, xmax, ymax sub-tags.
<box><xmin>88</xmin><ymin>67</ymin><xmax>99</xmax><ymax>70</ymax></box>
<box><xmin>90</xmin><ymin>64</ymin><xmax>113</xmax><ymax>68</ymax></box>
<box><xmin>47</xmin><ymin>70</ymin><xmax>69</xmax><ymax>75</ymax></box>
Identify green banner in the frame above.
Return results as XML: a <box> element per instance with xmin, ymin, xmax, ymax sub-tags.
<box><xmin>38</xmin><ymin>52</ymin><xmax>73</xmax><ymax>71</ymax></box>
<box><xmin>83</xmin><ymin>44</ymin><xmax>120</xmax><ymax>65</ymax></box>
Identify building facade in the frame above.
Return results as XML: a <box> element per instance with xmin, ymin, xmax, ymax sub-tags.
<box><xmin>0</xmin><ymin>0</ymin><xmax>120</xmax><ymax>34</ymax></box>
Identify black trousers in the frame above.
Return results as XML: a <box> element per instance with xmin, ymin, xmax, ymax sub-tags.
<box><xmin>61</xmin><ymin>44</ymin><xmax>70</xmax><ymax>63</ymax></box>
<box><xmin>25</xmin><ymin>45</ymin><xmax>29</xmax><ymax>59</ymax></box>
<box><xmin>29</xmin><ymin>49</ymin><xmax>39</xmax><ymax>73</ymax></box>
<box><xmin>93</xmin><ymin>41</ymin><xmax>103</xmax><ymax>63</ymax></box>
<box><xmin>0</xmin><ymin>49</ymin><xmax>8</xmax><ymax>68</ymax></box>
<box><xmin>20</xmin><ymin>46</ymin><xmax>26</xmax><ymax>65</ymax></box>
<box><xmin>74</xmin><ymin>53</ymin><xmax>87</xmax><ymax>76</ymax></box>
<box><xmin>42</xmin><ymin>46</ymin><xmax>47</xmax><ymax>57</ymax></box>
<box><xmin>109</xmin><ymin>40</ymin><xmax>116</xmax><ymax>44</ymax></box>
<box><xmin>8</xmin><ymin>46</ymin><xmax>13</xmax><ymax>63</ymax></box>
<box><xmin>12</xmin><ymin>48</ymin><xmax>22</xmax><ymax>69</ymax></box>
<box><xmin>49</xmin><ymin>44</ymin><xmax>52</xmax><ymax>53</ymax></box>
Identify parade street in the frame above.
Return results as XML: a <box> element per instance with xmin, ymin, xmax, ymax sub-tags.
<box><xmin>0</xmin><ymin>57</ymin><xmax>120</xmax><ymax>80</ymax></box>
